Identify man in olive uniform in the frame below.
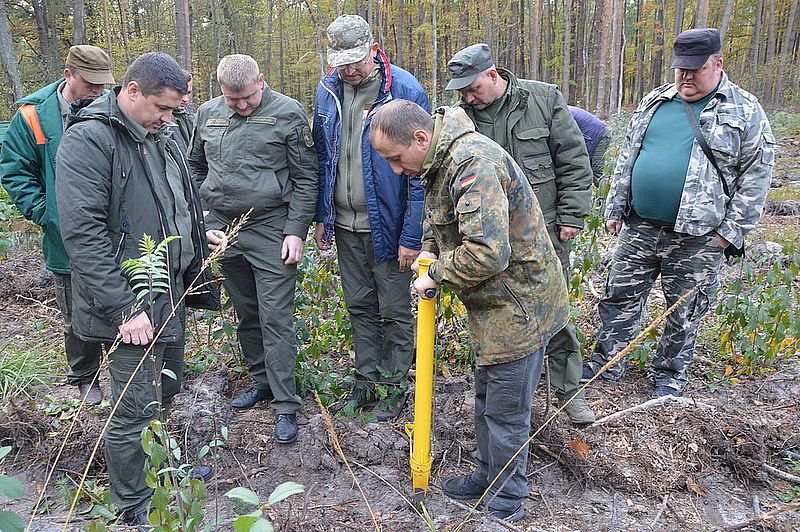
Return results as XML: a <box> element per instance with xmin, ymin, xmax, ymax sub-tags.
<box><xmin>188</xmin><ymin>54</ymin><xmax>318</xmax><ymax>444</ymax></box>
<box><xmin>56</xmin><ymin>52</ymin><xmax>213</xmax><ymax>525</ymax></box>
<box><xmin>169</xmin><ymin>69</ymin><xmax>194</xmax><ymax>152</ymax></box>
<box><xmin>446</xmin><ymin>44</ymin><xmax>596</xmax><ymax>425</ymax></box>
<box><xmin>370</xmin><ymin>100</ymin><xmax>568</xmax><ymax>522</ymax></box>
<box><xmin>0</xmin><ymin>45</ymin><xmax>114</xmax><ymax>406</ymax></box>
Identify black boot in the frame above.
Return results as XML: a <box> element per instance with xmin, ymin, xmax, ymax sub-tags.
<box><xmin>275</xmin><ymin>413</ymin><xmax>298</xmax><ymax>444</ymax></box>
<box><xmin>231</xmin><ymin>386</ymin><xmax>273</xmax><ymax>410</ymax></box>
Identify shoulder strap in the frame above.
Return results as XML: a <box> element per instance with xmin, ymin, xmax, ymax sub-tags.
<box><xmin>681</xmin><ymin>98</ymin><xmax>730</xmax><ymax>197</ymax></box>
<box><xmin>19</xmin><ymin>104</ymin><xmax>46</xmax><ymax>145</ymax></box>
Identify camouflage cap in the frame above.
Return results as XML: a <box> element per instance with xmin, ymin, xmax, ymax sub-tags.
<box><xmin>65</xmin><ymin>45</ymin><xmax>115</xmax><ymax>85</ymax></box>
<box><xmin>670</xmin><ymin>28</ymin><xmax>721</xmax><ymax>70</ymax></box>
<box><xmin>326</xmin><ymin>14</ymin><xmax>373</xmax><ymax>68</ymax></box>
<box><xmin>446</xmin><ymin>43</ymin><xmax>494</xmax><ymax>90</ymax></box>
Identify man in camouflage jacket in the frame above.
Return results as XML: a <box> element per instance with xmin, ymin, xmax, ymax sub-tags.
<box><xmin>370</xmin><ymin>100</ymin><xmax>568</xmax><ymax>522</ymax></box>
<box><xmin>585</xmin><ymin>28</ymin><xmax>775</xmax><ymax>397</ymax></box>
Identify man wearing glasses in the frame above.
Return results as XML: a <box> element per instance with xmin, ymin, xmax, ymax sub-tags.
<box><xmin>312</xmin><ymin>15</ymin><xmax>429</xmax><ymax>420</ymax></box>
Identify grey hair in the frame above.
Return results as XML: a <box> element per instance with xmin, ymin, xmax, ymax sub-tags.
<box><xmin>370</xmin><ymin>100</ymin><xmax>434</xmax><ymax>146</ymax></box>
<box><xmin>122</xmin><ymin>52</ymin><xmax>187</xmax><ymax>96</ymax></box>
<box><xmin>216</xmin><ymin>54</ymin><xmax>260</xmax><ymax>91</ymax></box>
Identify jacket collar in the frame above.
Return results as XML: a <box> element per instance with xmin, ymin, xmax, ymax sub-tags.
<box><xmin>322</xmin><ymin>47</ymin><xmax>393</xmax><ymax>102</ymax></box>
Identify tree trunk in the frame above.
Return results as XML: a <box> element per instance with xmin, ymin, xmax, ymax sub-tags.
<box><xmin>694</xmin><ymin>0</ymin><xmax>709</xmax><ymax>27</ymax></box>
<box><xmin>561</xmin><ymin>0</ymin><xmax>572</xmax><ymax>101</ymax></box>
<box><xmin>651</xmin><ymin>0</ymin><xmax>665</xmax><ymax>90</ymax></box>
<box><xmin>719</xmin><ymin>0</ymin><xmax>735</xmax><ymax>43</ymax></box>
<box><xmin>101</xmin><ymin>0</ymin><xmax>113</xmax><ymax>63</ymax></box>
<box><xmin>174</xmin><ymin>0</ymin><xmax>191</xmax><ymax>71</ymax></box>
<box><xmin>73</xmin><ymin>0</ymin><xmax>85</xmax><ymax>44</ymax></box>
<box><xmin>775</xmin><ymin>0</ymin><xmax>799</xmax><ymax>104</ymax></box>
<box><xmin>635</xmin><ymin>0</ymin><xmax>645</xmax><ymax>103</ymax></box>
<box><xmin>595</xmin><ymin>0</ymin><xmax>613</xmax><ymax>115</ymax></box>
<box><xmin>530</xmin><ymin>0</ymin><xmax>541</xmax><ymax>79</ymax></box>
<box><xmin>0</xmin><ymin>0</ymin><xmax>24</xmax><ymax>105</ymax></box>
<box><xmin>673</xmin><ymin>0</ymin><xmax>684</xmax><ymax>35</ymax></box>
<box><xmin>33</xmin><ymin>0</ymin><xmax>60</xmax><ymax>79</ymax></box>
<box><xmin>432</xmin><ymin>0</ymin><xmax>438</xmax><ymax>107</ymax></box>
<box><xmin>609</xmin><ymin>0</ymin><xmax>622</xmax><ymax>112</ymax></box>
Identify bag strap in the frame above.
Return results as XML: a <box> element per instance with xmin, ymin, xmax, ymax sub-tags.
<box><xmin>680</xmin><ymin>97</ymin><xmax>730</xmax><ymax>198</ymax></box>
<box><xmin>19</xmin><ymin>104</ymin><xmax>46</xmax><ymax>145</ymax></box>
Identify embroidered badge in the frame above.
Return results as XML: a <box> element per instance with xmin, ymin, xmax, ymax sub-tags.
<box><xmin>247</xmin><ymin>116</ymin><xmax>277</xmax><ymax>125</ymax></box>
<box><xmin>206</xmin><ymin>118</ymin><xmax>229</xmax><ymax>127</ymax></box>
<box><xmin>459</xmin><ymin>173</ymin><xmax>476</xmax><ymax>188</ymax></box>
<box><xmin>303</xmin><ymin>126</ymin><xmax>314</xmax><ymax>147</ymax></box>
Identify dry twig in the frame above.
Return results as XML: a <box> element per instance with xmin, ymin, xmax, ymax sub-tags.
<box><xmin>718</xmin><ymin>502</ymin><xmax>800</xmax><ymax>531</ymax></box>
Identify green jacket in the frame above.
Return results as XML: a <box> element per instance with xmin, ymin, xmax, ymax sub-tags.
<box><xmin>422</xmin><ymin>107</ymin><xmax>568</xmax><ymax>366</ymax></box>
<box><xmin>56</xmin><ymin>90</ymin><xmax>211</xmax><ymax>342</ymax></box>
<box><xmin>0</xmin><ymin>79</ymin><xmax>71</xmax><ymax>273</ymax></box>
<box><xmin>188</xmin><ymin>86</ymin><xmax>318</xmax><ymax>239</ymax></box>
<box><xmin>460</xmin><ymin>69</ymin><xmax>592</xmax><ymax>229</ymax></box>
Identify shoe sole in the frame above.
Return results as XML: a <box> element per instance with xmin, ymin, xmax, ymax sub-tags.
<box><xmin>231</xmin><ymin>396</ymin><xmax>272</xmax><ymax>410</ymax></box>
<box><xmin>275</xmin><ymin>433</ymin><xmax>298</xmax><ymax>444</ymax></box>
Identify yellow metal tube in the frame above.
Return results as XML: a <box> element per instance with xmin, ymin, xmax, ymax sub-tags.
<box><xmin>406</xmin><ymin>258</ymin><xmax>437</xmax><ymax>499</ymax></box>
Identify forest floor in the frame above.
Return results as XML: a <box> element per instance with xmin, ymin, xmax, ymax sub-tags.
<box><xmin>1</xmin><ymin>138</ymin><xmax>800</xmax><ymax>531</ymax></box>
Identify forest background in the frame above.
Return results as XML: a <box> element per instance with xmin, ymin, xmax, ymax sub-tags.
<box><xmin>0</xmin><ymin>0</ymin><xmax>799</xmax><ymax>120</ymax></box>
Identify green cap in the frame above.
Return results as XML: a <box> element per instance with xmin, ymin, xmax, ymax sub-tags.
<box><xmin>326</xmin><ymin>15</ymin><xmax>372</xmax><ymax>68</ymax></box>
<box><xmin>65</xmin><ymin>45</ymin><xmax>115</xmax><ymax>85</ymax></box>
<box><xmin>446</xmin><ymin>43</ymin><xmax>494</xmax><ymax>90</ymax></box>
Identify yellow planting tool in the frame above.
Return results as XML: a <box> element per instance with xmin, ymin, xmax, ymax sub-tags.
<box><xmin>406</xmin><ymin>258</ymin><xmax>437</xmax><ymax>502</ymax></box>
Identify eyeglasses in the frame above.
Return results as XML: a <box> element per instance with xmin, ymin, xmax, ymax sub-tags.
<box><xmin>336</xmin><ymin>55</ymin><xmax>373</xmax><ymax>72</ymax></box>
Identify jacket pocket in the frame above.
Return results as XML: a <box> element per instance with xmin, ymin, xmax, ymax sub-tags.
<box><xmin>514</xmin><ymin>126</ymin><xmax>550</xmax><ymax>157</ymax></box>
<box><xmin>231</xmin><ymin>168</ymin><xmax>283</xmax><ymax>213</ymax></box>
<box><xmin>456</xmin><ymin>192</ymin><xmax>483</xmax><ymax>237</ymax></box>
<box><xmin>521</xmin><ymin>155</ymin><xmax>557</xmax><ymax>222</ymax></box>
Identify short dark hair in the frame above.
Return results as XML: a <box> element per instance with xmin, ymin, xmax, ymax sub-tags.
<box><xmin>122</xmin><ymin>52</ymin><xmax>188</xmax><ymax>96</ymax></box>
<box><xmin>370</xmin><ymin>99</ymin><xmax>434</xmax><ymax>146</ymax></box>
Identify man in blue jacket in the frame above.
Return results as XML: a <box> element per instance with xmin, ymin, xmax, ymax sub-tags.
<box><xmin>312</xmin><ymin>14</ymin><xmax>429</xmax><ymax>420</ymax></box>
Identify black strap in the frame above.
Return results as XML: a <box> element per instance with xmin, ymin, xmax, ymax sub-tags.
<box><xmin>681</xmin><ymin>97</ymin><xmax>730</xmax><ymax>198</ymax></box>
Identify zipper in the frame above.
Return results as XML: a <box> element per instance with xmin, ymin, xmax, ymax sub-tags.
<box><xmin>501</xmin><ymin>279</ymin><xmax>530</xmax><ymax>322</ymax></box>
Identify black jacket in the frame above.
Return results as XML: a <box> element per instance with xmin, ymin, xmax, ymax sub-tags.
<box><xmin>56</xmin><ymin>88</ymin><xmax>213</xmax><ymax>342</ymax></box>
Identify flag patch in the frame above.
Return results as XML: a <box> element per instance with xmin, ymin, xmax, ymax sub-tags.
<box><xmin>459</xmin><ymin>173</ymin><xmax>476</xmax><ymax>188</ymax></box>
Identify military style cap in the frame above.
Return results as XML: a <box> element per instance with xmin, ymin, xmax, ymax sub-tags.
<box><xmin>65</xmin><ymin>45</ymin><xmax>115</xmax><ymax>85</ymax></box>
<box><xmin>326</xmin><ymin>15</ymin><xmax>373</xmax><ymax>68</ymax></box>
<box><xmin>670</xmin><ymin>28</ymin><xmax>721</xmax><ymax>70</ymax></box>
<box><xmin>446</xmin><ymin>43</ymin><xmax>495</xmax><ymax>91</ymax></box>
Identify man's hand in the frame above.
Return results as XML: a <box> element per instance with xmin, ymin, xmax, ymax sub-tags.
<box><xmin>398</xmin><ymin>246</ymin><xmax>421</xmax><ymax>272</ymax></box>
<box><xmin>411</xmin><ymin>251</ymin><xmax>438</xmax><ymax>275</ymax></box>
<box><xmin>413</xmin><ymin>274</ymin><xmax>439</xmax><ymax>299</ymax></box>
<box><xmin>714</xmin><ymin>232</ymin><xmax>731</xmax><ymax>249</ymax></box>
<box><xmin>119</xmin><ymin>312</ymin><xmax>154</xmax><ymax>345</ymax></box>
<box><xmin>206</xmin><ymin>229</ymin><xmax>227</xmax><ymax>253</ymax></box>
<box><xmin>314</xmin><ymin>223</ymin><xmax>331</xmax><ymax>250</ymax></box>
<box><xmin>559</xmin><ymin>226</ymin><xmax>581</xmax><ymax>241</ymax></box>
<box><xmin>282</xmin><ymin>234</ymin><xmax>304</xmax><ymax>265</ymax></box>
<box><xmin>606</xmin><ymin>219</ymin><xmax>623</xmax><ymax>235</ymax></box>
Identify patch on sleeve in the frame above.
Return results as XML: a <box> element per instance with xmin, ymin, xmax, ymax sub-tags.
<box><xmin>247</xmin><ymin>116</ymin><xmax>277</xmax><ymax>125</ymax></box>
<box><xmin>303</xmin><ymin>126</ymin><xmax>314</xmax><ymax>147</ymax></box>
<box><xmin>205</xmin><ymin>118</ymin><xmax>230</xmax><ymax>127</ymax></box>
<box><xmin>458</xmin><ymin>173</ymin><xmax>476</xmax><ymax>189</ymax></box>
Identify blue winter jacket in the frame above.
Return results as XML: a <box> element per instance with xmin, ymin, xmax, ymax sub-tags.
<box><xmin>312</xmin><ymin>49</ymin><xmax>430</xmax><ymax>265</ymax></box>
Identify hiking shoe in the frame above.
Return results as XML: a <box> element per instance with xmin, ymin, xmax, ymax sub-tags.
<box><xmin>190</xmin><ymin>464</ymin><xmax>214</xmax><ymax>482</ymax></box>
<box><xmin>122</xmin><ymin>508</ymin><xmax>150</xmax><ymax>526</ymax></box>
<box><xmin>78</xmin><ymin>382</ymin><xmax>103</xmax><ymax>406</ymax></box>
<box><xmin>651</xmin><ymin>385</ymin><xmax>682</xmax><ymax>399</ymax></box>
<box><xmin>275</xmin><ymin>413</ymin><xmax>298</xmax><ymax>444</ymax></box>
<box><xmin>372</xmin><ymin>393</ymin><xmax>408</xmax><ymax>422</ymax></box>
<box><xmin>231</xmin><ymin>386</ymin><xmax>273</xmax><ymax>410</ymax></box>
<box><xmin>329</xmin><ymin>387</ymin><xmax>372</xmax><ymax>416</ymax></box>
<box><xmin>442</xmin><ymin>474</ymin><xmax>488</xmax><ymax>500</ymax></box>
<box><xmin>557</xmin><ymin>392</ymin><xmax>596</xmax><ymax>426</ymax></box>
<box><xmin>476</xmin><ymin>501</ymin><xmax>525</xmax><ymax>522</ymax></box>
<box><xmin>580</xmin><ymin>364</ymin><xmax>596</xmax><ymax>384</ymax></box>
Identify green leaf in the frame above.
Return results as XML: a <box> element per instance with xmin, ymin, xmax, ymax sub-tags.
<box><xmin>232</xmin><ymin>515</ymin><xmax>259</xmax><ymax>532</ymax></box>
<box><xmin>0</xmin><ymin>446</ymin><xmax>11</xmax><ymax>461</ymax></box>
<box><xmin>251</xmin><ymin>519</ymin><xmax>274</xmax><ymax>532</ymax></box>
<box><xmin>267</xmin><ymin>481</ymin><xmax>304</xmax><ymax>505</ymax></box>
<box><xmin>0</xmin><ymin>510</ymin><xmax>25</xmax><ymax>532</ymax></box>
<box><xmin>225</xmin><ymin>486</ymin><xmax>260</xmax><ymax>506</ymax></box>
<box><xmin>162</xmin><ymin>368</ymin><xmax>178</xmax><ymax>381</ymax></box>
<box><xmin>152</xmin><ymin>486</ymin><xmax>170</xmax><ymax>509</ymax></box>
<box><xmin>0</xmin><ymin>475</ymin><xmax>25</xmax><ymax>499</ymax></box>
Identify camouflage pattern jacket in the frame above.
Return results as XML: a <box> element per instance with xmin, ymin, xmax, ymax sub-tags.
<box><xmin>605</xmin><ymin>72</ymin><xmax>775</xmax><ymax>249</ymax></box>
<box><xmin>421</xmin><ymin>107</ymin><xmax>568</xmax><ymax>366</ymax></box>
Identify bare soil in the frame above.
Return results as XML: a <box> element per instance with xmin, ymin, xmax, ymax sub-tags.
<box><xmin>2</xmin><ymin>138</ymin><xmax>800</xmax><ymax>531</ymax></box>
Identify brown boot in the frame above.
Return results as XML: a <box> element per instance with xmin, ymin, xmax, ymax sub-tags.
<box><xmin>557</xmin><ymin>391</ymin><xmax>596</xmax><ymax>426</ymax></box>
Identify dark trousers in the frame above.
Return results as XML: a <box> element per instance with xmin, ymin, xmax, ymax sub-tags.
<box><xmin>221</xmin><ymin>254</ymin><xmax>301</xmax><ymax>414</ymax></box>
<box><xmin>106</xmin><ymin>339</ymin><xmax>184</xmax><ymax>514</ymax></box>
<box><xmin>53</xmin><ymin>273</ymin><xmax>103</xmax><ymax>385</ymax></box>
<box><xmin>335</xmin><ymin>227</ymin><xmax>414</xmax><ymax>388</ymax></box>
<box><xmin>472</xmin><ymin>348</ymin><xmax>545</xmax><ymax>512</ymax></box>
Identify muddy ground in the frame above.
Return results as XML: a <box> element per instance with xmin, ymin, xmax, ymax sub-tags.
<box><xmin>1</xmin><ymin>139</ymin><xmax>800</xmax><ymax>531</ymax></box>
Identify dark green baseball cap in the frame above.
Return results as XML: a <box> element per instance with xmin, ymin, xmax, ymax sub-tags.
<box><xmin>446</xmin><ymin>43</ymin><xmax>494</xmax><ymax>90</ymax></box>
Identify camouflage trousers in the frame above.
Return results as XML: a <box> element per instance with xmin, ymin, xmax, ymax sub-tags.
<box><xmin>588</xmin><ymin>213</ymin><xmax>724</xmax><ymax>390</ymax></box>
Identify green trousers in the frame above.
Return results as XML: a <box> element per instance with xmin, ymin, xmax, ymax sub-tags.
<box><xmin>335</xmin><ymin>227</ymin><xmax>414</xmax><ymax>388</ymax></box>
<box><xmin>106</xmin><ymin>339</ymin><xmax>184</xmax><ymax>514</ymax></box>
<box><xmin>221</xmin><ymin>253</ymin><xmax>302</xmax><ymax>414</ymax></box>
<box><xmin>53</xmin><ymin>273</ymin><xmax>104</xmax><ymax>385</ymax></box>
<box><xmin>545</xmin><ymin>223</ymin><xmax>583</xmax><ymax>399</ymax></box>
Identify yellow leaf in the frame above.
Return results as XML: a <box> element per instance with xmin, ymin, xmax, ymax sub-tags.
<box><xmin>442</xmin><ymin>365</ymin><xmax>452</xmax><ymax>379</ymax></box>
<box><xmin>568</xmin><ymin>437</ymin><xmax>590</xmax><ymax>460</ymax></box>
<box><xmin>724</xmin><ymin>365</ymin><xmax>733</xmax><ymax>376</ymax></box>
